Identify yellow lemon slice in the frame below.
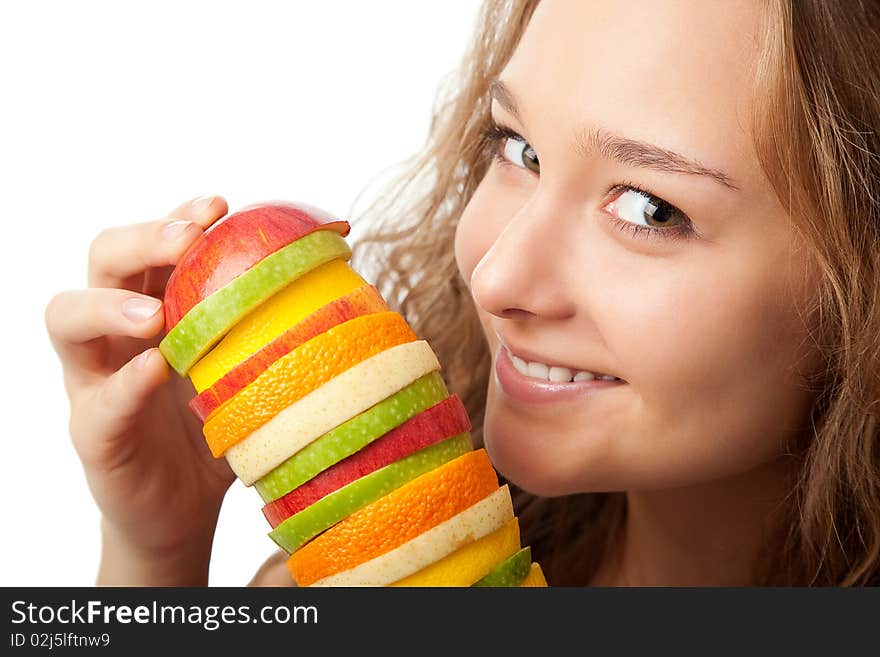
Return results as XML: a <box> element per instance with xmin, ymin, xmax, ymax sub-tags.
<box><xmin>390</xmin><ymin>517</ymin><xmax>520</xmax><ymax>587</ymax></box>
<box><xmin>306</xmin><ymin>485</ymin><xmax>514</xmax><ymax>587</ymax></box>
<box><xmin>189</xmin><ymin>259</ymin><xmax>365</xmax><ymax>392</ymax></box>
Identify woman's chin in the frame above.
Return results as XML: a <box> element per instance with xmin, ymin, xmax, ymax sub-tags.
<box><xmin>482</xmin><ymin>424</ymin><xmax>593</xmax><ymax>497</ymax></box>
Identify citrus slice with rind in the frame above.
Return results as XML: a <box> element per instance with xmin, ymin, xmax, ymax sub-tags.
<box><xmin>519</xmin><ymin>562</ymin><xmax>548</xmax><ymax>587</ymax></box>
<box><xmin>225</xmin><ymin>340</ymin><xmax>440</xmax><ymax>484</ymax></box>
<box><xmin>204</xmin><ymin>311</ymin><xmax>417</xmax><ymax>457</ymax></box>
<box><xmin>308</xmin><ymin>485</ymin><xmax>514</xmax><ymax>587</ymax></box>
<box><xmin>190</xmin><ymin>283</ymin><xmax>388</xmax><ymax>421</ymax></box>
<box><xmin>254</xmin><ymin>372</ymin><xmax>449</xmax><ymax>503</ymax></box>
<box><xmin>160</xmin><ymin>229</ymin><xmax>351</xmax><ymax>375</ymax></box>
<box><xmin>189</xmin><ymin>259</ymin><xmax>368</xmax><ymax>393</ymax></box>
<box><xmin>390</xmin><ymin>516</ymin><xmax>520</xmax><ymax>587</ymax></box>
<box><xmin>268</xmin><ymin>433</ymin><xmax>472</xmax><ymax>553</ymax></box>
<box><xmin>472</xmin><ymin>546</ymin><xmax>532</xmax><ymax>587</ymax></box>
<box><xmin>262</xmin><ymin>396</ymin><xmax>471</xmax><ymax>527</ymax></box>
<box><xmin>287</xmin><ymin>448</ymin><xmax>500</xmax><ymax>586</ymax></box>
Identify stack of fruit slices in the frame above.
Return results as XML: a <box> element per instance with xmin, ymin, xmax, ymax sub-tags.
<box><xmin>158</xmin><ymin>201</ymin><xmax>547</xmax><ymax>587</ymax></box>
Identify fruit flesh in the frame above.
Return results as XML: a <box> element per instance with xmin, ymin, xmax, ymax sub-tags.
<box><xmin>253</xmin><ymin>372</ymin><xmax>449</xmax><ymax>503</ymax></box>
<box><xmin>287</xmin><ymin>449</ymin><xmax>499</xmax><ymax>586</ymax></box>
<box><xmin>160</xmin><ymin>229</ymin><xmax>351</xmax><ymax>375</ymax></box>
<box><xmin>203</xmin><ymin>311</ymin><xmax>417</xmax><ymax>457</ymax></box>
<box><xmin>307</xmin><ymin>485</ymin><xmax>514</xmax><ymax>587</ymax></box>
<box><xmin>472</xmin><ymin>546</ymin><xmax>532</xmax><ymax>587</ymax></box>
<box><xmin>188</xmin><ymin>259</ymin><xmax>368</xmax><ymax>393</ymax></box>
<box><xmin>224</xmin><ymin>340</ymin><xmax>441</xmax><ymax>485</ymax></box>
<box><xmin>189</xmin><ymin>283</ymin><xmax>388</xmax><ymax>422</ymax></box>
<box><xmin>268</xmin><ymin>433</ymin><xmax>472</xmax><ymax>553</ymax></box>
<box><xmin>262</xmin><ymin>395</ymin><xmax>472</xmax><ymax>527</ymax></box>
<box><xmin>390</xmin><ymin>517</ymin><xmax>520</xmax><ymax>587</ymax></box>
<box><xmin>163</xmin><ymin>202</ymin><xmax>350</xmax><ymax>330</ymax></box>
<box><xmin>518</xmin><ymin>562</ymin><xmax>548</xmax><ymax>587</ymax></box>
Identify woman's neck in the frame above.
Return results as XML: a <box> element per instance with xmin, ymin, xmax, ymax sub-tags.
<box><xmin>590</xmin><ymin>456</ymin><xmax>797</xmax><ymax>586</ymax></box>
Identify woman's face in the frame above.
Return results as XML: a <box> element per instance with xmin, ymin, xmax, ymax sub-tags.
<box><xmin>454</xmin><ymin>0</ymin><xmax>822</xmax><ymax>496</ymax></box>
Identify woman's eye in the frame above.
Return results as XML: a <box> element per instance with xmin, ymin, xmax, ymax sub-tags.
<box><xmin>605</xmin><ymin>187</ymin><xmax>688</xmax><ymax>231</ymax></box>
<box><xmin>501</xmin><ymin>136</ymin><xmax>540</xmax><ymax>173</ymax></box>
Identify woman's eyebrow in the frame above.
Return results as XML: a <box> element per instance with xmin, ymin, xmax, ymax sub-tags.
<box><xmin>489</xmin><ymin>77</ymin><xmax>739</xmax><ymax>191</ymax></box>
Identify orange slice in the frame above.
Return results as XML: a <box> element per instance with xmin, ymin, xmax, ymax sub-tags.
<box><xmin>189</xmin><ymin>284</ymin><xmax>388</xmax><ymax>423</ymax></box>
<box><xmin>225</xmin><ymin>340</ymin><xmax>441</xmax><ymax>485</ymax></box>
<box><xmin>189</xmin><ymin>259</ymin><xmax>365</xmax><ymax>392</ymax></box>
<box><xmin>287</xmin><ymin>448</ymin><xmax>499</xmax><ymax>587</ymax></box>
<box><xmin>203</xmin><ymin>311</ymin><xmax>416</xmax><ymax>457</ymax></box>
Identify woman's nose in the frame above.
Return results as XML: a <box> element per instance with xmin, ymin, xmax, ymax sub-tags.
<box><xmin>469</xmin><ymin>195</ymin><xmax>577</xmax><ymax>321</ymax></box>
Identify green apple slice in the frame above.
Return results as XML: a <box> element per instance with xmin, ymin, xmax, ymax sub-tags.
<box><xmin>269</xmin><ymin>433</ymin><xmax>472</xmax><ymax>553</ymax></box>
<box><xmin>226</xmin><ymin>340</ymin><xmax>441</xmax><ymax>485</ymax></box>
<box><xmin>159</xmin><ymin>230</ymin><xmax>351</xmax><ymax>376</ymax></box>
<box><xmin>310</xmin><ymin>485</ymin><xmax>514</xmax><ymax>586</ymax></box>
<box><xmin>255</xmin><ymin>371</ymin><xmax>449</xmax><ymax>503</ymax></box>
<box><xmin>471</xmin><ymin>546</ymin><xmax>532</xmax><ymax>587</ymax></box>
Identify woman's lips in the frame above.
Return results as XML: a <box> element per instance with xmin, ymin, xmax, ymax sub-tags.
<box><xmin>494</xmin><ymin>343</ymin><xmax>626</xmax><ymax>404</ymax></box>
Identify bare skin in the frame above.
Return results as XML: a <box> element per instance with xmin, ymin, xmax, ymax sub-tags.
<box><xmin>453</xmin><ymin>0</ymin><xmax>823</xmax><ymax>585</ymax></box>
<box><xmin>47</xmin><ymin>0</ymin><xmax>823</xmax><ymax>587</ymax></box>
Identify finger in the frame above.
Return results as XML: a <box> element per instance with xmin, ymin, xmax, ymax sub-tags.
<box><xmin>45</xmin><ymin>288</ymin><xmax>164</xmax><ymax>373</ymax></box>
<box><xmin>72</xmin><ymin>348</ymin><xmax>171</xmax><ymax>467</ymax></box>
<box><xmin>87</xmin><ymin>195</ymin><xmax>228</xmax><ymax>289</ymax></box>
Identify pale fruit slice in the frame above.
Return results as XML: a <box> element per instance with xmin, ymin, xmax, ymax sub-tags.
<box><xmin>188</xmin><ymin>258</ymin><xmax>367</xmax><ymax>392</ymax></box>
<box><xmin>254</xmin><ymin>372</ymin><xmax>449</xmax><ymax>503</ymax></box>
<box><xmin>519</xmin><ymin>562</ymin><xmax>549</xmax><ymax>587</ymax></box>
<box><xmin>160</xmin><ymin>230</ymin><xmax>351</xmax><ymax>375</ymax></box>
<box><xmin>189</xmin><ymin>284</ymin><xmax>388</xmax><ymax>422</ymax></box>
<box><xmin>472</xmin><ymin>546</ymin><xmax>532</xmax><ymax>587</ymax></box>
<box><xmin>390</xmin><ymin>517</ymin><xmax>520</xmax><ymax>587</ymax></box>
<box><xmin>288</xmin><ymin>449</ymin><xmax>499</xmax><ymax>586</ymax></box>
<box><xmin>268</xmin><ymin>433</ymin><xmax>472</xmax><ymax>553</ymax></box>
<box><xmin>224</xmin><ymin>340</ymin><xmax>440</xmax><ymax>485</ymax></box>
<box><xmin>262</xmin><ymin>396</ymin><xmax>471</xmax><ymax>526</ymax></box>
<box><xmin>203</xmin><ymin>311</ymin><xmax>417</xmax><ymax>457</ymax></box>
<box><xmin>308</xmin><ymin>485</ymin><xmax>514</xmax><ymax>586</ymax></box>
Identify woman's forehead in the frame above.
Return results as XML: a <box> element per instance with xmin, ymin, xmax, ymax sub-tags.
<box><xmin>499</xmin><ymin>0</ymin><xmax>767</xmax><ymax>188</ymax></box>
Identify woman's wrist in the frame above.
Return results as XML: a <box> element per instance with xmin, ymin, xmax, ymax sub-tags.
<box><xmin>97</xmin><ymin>517</ymin><xmax>218</xmax><ymax>586</ymax></box>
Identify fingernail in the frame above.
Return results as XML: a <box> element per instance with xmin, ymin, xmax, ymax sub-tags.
<box><xmin>134</xmin><ymin>349</ymin><xmax>152</xmax><ymax>369</ymax></box>
<box><xmin>190</xmin><ymin>195</ymin><xmax>216</xmax><ymax>214</ymax></box>
<box><xmin>122</xmin><ymin>297</ymin><xmax>162</xmax><ymax>322</ymax></box>
<box><xmin>161</xmin><ymin>220</ymin><xmax>194</xmax><ymax>240</ymax></box>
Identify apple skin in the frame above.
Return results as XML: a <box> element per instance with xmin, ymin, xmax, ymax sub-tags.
<box><xmin>163</xmin><ymin>201</ymin><xmax>350</xmax><ymax>331</ymax></box>
<box><xmin>262</xmin><ymin>394</ymin><xmax>472</xmax><ymax>527</ymax></box>
<box><xmin>189</xmin><ymin>284</ymin><xmax>388</xmax><ymax>423</ymax></box>
<box><xmin>471</xmin><ymin>546</ymin><xmax>532</xmax><ymax>587</ymax></box>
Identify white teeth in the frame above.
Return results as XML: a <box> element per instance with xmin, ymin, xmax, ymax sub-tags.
<box><xmin>548</xmin><ymin>366</ymin><xmax>573</xmax><ymax>383</ymax></box>
<box><xmin>507</xmin><ymin>348</ymin><xmax>618</xmax><ymax>383</ymax></box>
<box><xmin>526</xmin><ymin>361</ymin><xmax>550</xmax><ymax>379</ymax></box>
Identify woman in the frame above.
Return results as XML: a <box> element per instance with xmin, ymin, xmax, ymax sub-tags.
<box><xmin>45</xmin><ymin>0</ymin><xmax>880</xmax><ymax>586</ymax></box>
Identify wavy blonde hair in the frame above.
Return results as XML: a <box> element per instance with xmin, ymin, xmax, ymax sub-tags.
<box><xmin>349</xmin><ymin>0</ymin><xmax>880</xmax><ymax>585</ymax></box>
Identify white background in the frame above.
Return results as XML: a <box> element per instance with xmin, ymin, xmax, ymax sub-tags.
<box><xmin>0</xmin><ymin>1</ymin><xmax>480</xmax><ymax>586</ymax></box>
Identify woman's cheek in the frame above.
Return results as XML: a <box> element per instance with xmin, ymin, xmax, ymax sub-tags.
<box><xmin>454</xmin><ymin>169</ymin><xmax>529</xmax><ymax>287</ymax></box>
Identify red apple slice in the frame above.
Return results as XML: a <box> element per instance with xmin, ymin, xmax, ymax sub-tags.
<box><xmin>262</xmin><ymin>395</ymin><xmax>471</xmax><ymax>527</ymax></box>
<box><xmin>189</xmin><ymin>284</ymin><xmax>388</xmax><ymax>423</ymax></box>
<box><xmin>164</xmin><ymin>201</ymin><xmax>350</xmax><ymax>331</ymax></box>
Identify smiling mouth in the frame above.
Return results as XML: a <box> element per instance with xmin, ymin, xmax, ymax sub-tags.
<box><xmin>494</xmin><ymin>331</ymin><xmax>625</xmax><ymax>383</ymax></box>
<box><xmin>506</xmin><ymin>349</ymin><xmax>623</xmax><ymax>383</ymax></box>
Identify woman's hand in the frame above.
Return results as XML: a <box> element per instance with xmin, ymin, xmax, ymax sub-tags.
<box><xmin>45</xmin><ymin>196</ymin><xmax>236</xmax><ymax>585</ymax></box>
